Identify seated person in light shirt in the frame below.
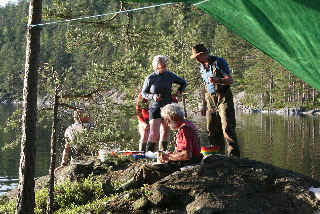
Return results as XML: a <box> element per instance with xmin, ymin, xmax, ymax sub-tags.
<box><xmin>59</xmin><ymin>109</ymin><xmax>93</xmax><ymax>167</ymax></box>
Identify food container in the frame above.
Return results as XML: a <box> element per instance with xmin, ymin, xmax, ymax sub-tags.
<box><xmin>98</xmin><ymin>149</ymin><xmax>108</xmax><ymax>162</ymax></box>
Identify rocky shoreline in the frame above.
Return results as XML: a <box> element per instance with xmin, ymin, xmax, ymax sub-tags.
<box><xmin>2</xmin><ymin>155</ymin><xmax>320</xmax><ymax>213</ymax></box>
<box><xmin>236</xmin><ymin>103</ymin><xmax>320</xmax><ymax>116</ymax></box>
<box><xmin>234</xmin><ymin>91</ymin><xmax>320</xmax><ymax>116</ymax></box>
<box><xmin>3</xmin><ymin>91</ymin><xmax>319</xmax><ymax>116</ymax></box>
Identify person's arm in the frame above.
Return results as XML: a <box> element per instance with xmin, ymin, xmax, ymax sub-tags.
<box><xmin>141</xmin><ymin>75</ymin><xmax>154</xmax><ymax>100</ymax></box>
<box><xmin>136</xmin><ymin>108</ymin><xmax>147</xmax><ymax>123</ymax></box>
<box><xmin>200</xmin><ymin>86</ymin><xmax>207</xmax><ymax>116</ymax></box>
<box><xmin>210</xmin><ymin>58</ymin><xmax>233</xmax><ymax>85</ymax></box>
<box><xmin>170</xmin><ymin>72</ymin><xmax>187</xmax><ymax>94</ymax></box>
<box><xmin>211</xmin><ymin>75</ymin><xmax>233</xmax><ymax>85</ymax></box>
<box><xmin>167</xmin><ymin>150</ymin><xmax>191</xmax><ymax>161</ymax></box>
<box><xmin>162</xmin><ymin>126</ymin><xmax>193</xmax><ymax>162</ymax></box>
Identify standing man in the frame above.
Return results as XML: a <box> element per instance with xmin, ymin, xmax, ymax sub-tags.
<box><xmin>190</xmin><ymin>44</ymin><xmax>240</xmax><ymax>157</ymax></box>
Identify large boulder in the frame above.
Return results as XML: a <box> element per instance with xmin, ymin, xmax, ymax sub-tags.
<box><xmin>4</xmin><ymin>155</ymin><xmax>320</xmax><ymax>214</ymax></box>
<box><xmin>144</xmin><ymin>155</ymin><xmax>320</xmax><ymax>214</ymax></box>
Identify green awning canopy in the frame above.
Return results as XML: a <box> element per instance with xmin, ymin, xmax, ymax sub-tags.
<box><xmin>126</xmin><ymin>0</ymin><xmax>320</xmax><ymax>91</ymax></box>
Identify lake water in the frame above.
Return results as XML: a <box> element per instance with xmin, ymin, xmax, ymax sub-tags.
<box><xmin>0</xmin><ymin>105</ymin><xmax>320</xmax><ymax>196</ymax></box>
<box><xmin>0</xmin><ymin>105</ymin><xmax>51</xmax><ymax>196</ymax></box>
<box><xmin>235</xmin><ymin>111</ymin><xmax>320</xmax><ymax>181</ymax></box>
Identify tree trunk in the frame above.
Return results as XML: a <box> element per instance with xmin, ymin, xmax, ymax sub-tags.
<box><xmin>269</xmin><ymin>73</ymin><xmax>273</xmax><ymax>104</ymax></box>
<box><xmin>302</xmin><ymin>82</ymin><xmax>305</xmax><ymax>105</ymax></box>
<box><xmin>292</xmin><ymin>81</ymin><xmax>295</xmax><ymax>102</ymax></box>
<box><xmin>312</xmin><ymin>88</ymin><xmax>316</xmax><ymax>104</ymax></box>
<box><xmin>47</xmin><ymin>87</ymin><xmax>59</xmax><ymax>214</ymax></box>
<box><xmin>16</xmin><ymin>1</ymin><xmax>42</xmax><ymax>214</ymax></box>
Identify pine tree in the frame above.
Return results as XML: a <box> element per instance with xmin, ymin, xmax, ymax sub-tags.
<box><xmin>16</xmin><ymin>1</ymin><xmax>42</xmax><ymax>213</ymax></box>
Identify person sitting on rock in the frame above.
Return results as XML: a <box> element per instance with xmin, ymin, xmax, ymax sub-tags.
<box><xmin>126</xmin><ymin>103</ymin><xmax>202</xmax><ymax>188</ymax></box>
<box><xmin>59</xmin><ymin>109</ymin><xmax>94</xmax><ymax>168</ymax></box>
<box><xmin>159</xmin><ymin>103</ymin><xmax>202</xmax><ymax>163</ymax></box>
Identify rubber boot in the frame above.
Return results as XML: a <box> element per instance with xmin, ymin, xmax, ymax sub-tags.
<box><xmin>159</xmin><ymin>141</ymin><xmax>168</xmax><ymax>151</ymax></box>
<box><xmin>227</xmin><ymin>142</ymin><xmax>240</xmax><ymax>158</ymax></box>
<box><xmin>139</xmin><ymin>142</ymin><xmax>146</xmax><ymax>152</ymax></box>
<box><xmin>146</xmin><ymin>141</ymin><xmax>156</xmax><ymax>152</ymax></box>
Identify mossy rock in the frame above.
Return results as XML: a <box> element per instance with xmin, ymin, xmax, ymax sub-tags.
<box><xmin>132</xmin><ymin>197</ymin><xmax>150</xmax><ymax>211</ymax></box>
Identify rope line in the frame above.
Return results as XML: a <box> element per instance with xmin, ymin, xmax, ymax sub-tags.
<box><xmin>193</xmin><ymin>0</ymin><xmax>210</xmax><ymax>6</ymax></box>
<box><xmin>28</xmin><ymin>1</ymin><xmax>210</xmax><ymax>28</ymax></box>
<box><xmin>28</xmin><ymin>2</ymin><xmax>176</xmax><ymax>28</ymax></box>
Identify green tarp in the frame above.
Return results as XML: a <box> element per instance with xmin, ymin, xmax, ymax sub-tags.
<box><xmin>127</xmin><ymin>0</ymin><xmax>320</xmax><ymax>91</ymax></box>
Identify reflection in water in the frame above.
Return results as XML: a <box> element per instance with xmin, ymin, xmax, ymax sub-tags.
<box><xmin>194</xmin><ymin>110</ymin><xmax>320</xmax><ymax>182</ymax></box>
<box><xmin>0</xmin><ymin>105</ymin><xmax>51</xmax><ymax>196</ymax></box>
<box><xmin>0</xmin><ymin>177</ymin><xmax>18</xmax><ymax>193</ymax></box>
<box><xmin>0</xmin><ymin>106</ymin><xmax>320</xmax><ymax>196</ymax></box>
<box><xmin>235</xmin><ymin>111</ymin><xmax>320</xmax><ymax>181</ymax></box>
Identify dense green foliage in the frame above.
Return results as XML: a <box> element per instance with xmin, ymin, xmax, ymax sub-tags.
<box><xmin>0</xmin><ymin>175</ymin><xmax>110</xmax><ymax>213</ymax></box>
<box><xmin>0</xmin><ymin>0</ymin><xmax>319</xmax><ymax>154</ymax></box>
<box><xmin>1</xmin><ymin>1</ymin><xmax>318</xmax><ymax>103</ymax></box>
<box><xmin>0</xmin><ymin>155</ymin><xmax>142</xmax><ymax>214</ymax></box>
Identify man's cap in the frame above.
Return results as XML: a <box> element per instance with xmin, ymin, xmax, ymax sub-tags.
<box><xmin>190</xmin><ymin>44</ymin><xmax>209</xmax><ymax>59</ymax></box>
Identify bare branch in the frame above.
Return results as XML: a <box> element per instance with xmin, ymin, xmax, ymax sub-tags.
<box><xmin>59</xmin><ymin>87</ymin><xmax>108</xmax><ymax>99</ymax></box>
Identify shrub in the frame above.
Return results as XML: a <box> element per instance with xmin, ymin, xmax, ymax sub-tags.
<box><xmin>55</xmin><ymin>176</ymin><xmax>105</xmax><ymax>209</ymax></box>
<box><xmin>0</xmin><ymin>176</ymin><xmax>106</xmax><ymax>214</ymax></box>
<box><xmin>0</xmin><ymin>197</ymin><xmax>16</xmax><ymax>214</ymax></box>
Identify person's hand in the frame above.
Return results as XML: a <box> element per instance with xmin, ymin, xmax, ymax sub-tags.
<box><xmin>153</xmin><ymin>94</ymin><xmax>161</xmax><ymax>102</ymax></box>
<box><xmin>171</xmin><ymin>94</ymin><xmax>179</xmax><ymax>103</ymax></box>
<box><xmin>209</xmin><ymin>77</ymin><xmax>219</xmax><ymax>84</ymax></box>
<box><xmin>141</xmin><ymin>122</ymin><xmax>147</xmax><ymax>129</ymax></box>
<box><xmin>172</xmin><ymin>91</ymin><xmax>182</xmax><ymax>102</ymax></box>
<box><xmin>176</xmin><ymin>90</ymin><xmax>182</xmax><ymax>96</ymax></box>
<box><xmin>200</xmin><ymin>106</ymin><xmax>207</xmax><ymax>116</ymax></box>
<box><xmin>159</xmin><ymin>153</ymin><xmax>169</xmax><ymax>163</ymax></box>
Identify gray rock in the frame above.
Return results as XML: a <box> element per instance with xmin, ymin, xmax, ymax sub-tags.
<box><xmin>148</xmin><ymin>184</ymin><xmax>178</xmax><ymax>207</ymax></box>
<box><xmin>186</xmin><ymin>193</ymin><xmax>224</xmax><ymax>214</ymax></box>
<box><xmin>6</xmin><ymin>155</ymin><xmax>320</xmax><ymax>214</ymax></box>
<box><xmin>69</xmin><ymin>160</ymin><xmax>95</xmax><ymax>181</ymax></box>
<box><xmin>146</xmin><ymin>155</ymin><xmax>320</xmax><ymax>214</ymax></box>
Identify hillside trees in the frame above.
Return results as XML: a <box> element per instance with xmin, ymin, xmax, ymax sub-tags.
<box><xmin>1</xmin><ymin>0</ymin><xmax>319</xmax><ymax>153</ymax></box>
<box><xmin>0</xmin><ymin>2</ymin><xmax>318</xmax><ymax>213</ymax></box>
<box><xmin>0</xmin><ymin>2</ymin><xmax>27</xmax><ymax>101</ymax></box>
<box><xmin>1</xmin><ymin>0</ymin><xmax>319</xmax><ymax>107</ymax></box>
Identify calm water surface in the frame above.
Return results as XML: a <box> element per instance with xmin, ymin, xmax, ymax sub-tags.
<box><xmin>0</xmin><ymin>105</ymin><xmax>51</xmax><ymax>196</ymax></box>
<box><xmin>1</xmin><ymin>105</ymin><xmax>320</xmax><ymax>196</ymax></box>
<box><xmin>236</xmin><ymin>111</ymin><xmax>320</xmax><ymax>180</ymax></box>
